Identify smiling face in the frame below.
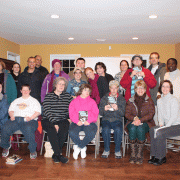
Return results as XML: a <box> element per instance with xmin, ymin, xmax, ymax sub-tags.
<box><xmin>135</xmin><ymin>86</ymin><xmax>146</xmax><ymax>96</ymax></box>
<box><xmin>21</xmin><ymin>86</ymin><xmax>31</xmax><ymax>98</ymax></box>
<box><xmin>85</xmin><ymin>69</ymin><xmax>95</xmax><ymax>80</ymax></box>
<box><xmin>96</xmin><ymin>65</ymin><xmax>105</xmax><ymax>76</ymax></box>
<box><xmin>120</xmin><ymin>61</ymin><xmax>128</xmax><ymax>72</ymax></box>
<box><xmin>150</xmin><ymin>54</ymin><xmax>159</xmax><ymax>66</ymax></box>
<box><xmin>12</xmin><ymin>64</ymin><xmax>20</xmax><ymax>74</ymax></box>
<box><xmin>74</xmin><ymin>70</ymin><xmax>82</xmax><ymax>81</ymax></box>
<box><xmin>81</xmin><ymin>88</ymin><xmax>90</xmax><ymax>98</ymax></box>
<box><xmin>167</xmin><ymin>59</ymin><xmax>177</xmax><ymax>72</ymax></box>
<box><xmin>53</xmin><ymin>62</ymin><xmax>61</xmax><ymax>72</ymax></box>
<box><xmin>76</xmin><ymin>60</ymin><xmax>85</xmax><ymax>69</ymax></box>
<box><xmin>35</xmin><ymin>55</ymin><xmax>42</xmax><ymax>68</ymax></box>
<box><xmin>110</xmin><ymin>85</ymin><xmax>118</xmax><ymax>96</ymax></box>
<box><xmin>28</xmin><ymin>58</ymin><xmax>36</xmax><ymax>70</ymax></box>
<box><xmin>162</xmin><ymin>82</ymin><xmax>170</xmax><ymax>96</ymax></box>
<box><xmin>132</xmin><ymin>57</ymin><xmax>142</xmax><ymax>67</ymax></box>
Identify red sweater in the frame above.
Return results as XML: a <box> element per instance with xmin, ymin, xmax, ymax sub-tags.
<box><xmin>120</xmin><ymin>67</ymin><xmax>157</xmax><ymax>101</ymax></box>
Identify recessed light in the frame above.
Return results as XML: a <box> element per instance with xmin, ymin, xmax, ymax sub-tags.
<box><xmin>68</xmin><ymin>37</ymin><xmax>74</xmax><ymax>40</ymax></box>
<box><xmin>51</xmin><ymin>14</ymin><xmax>59</xmax><ymax>19</ymax></box>
<box><xmin>149</xmin><ymin>15</ymin><xmax>157</xmax><ymax>19</ymax></box>
<box><xmin>132</xmin><ymin>37</ymin><xmax>138</xmax><ymax>40</ymax></box>
<box><xmin>96</xmin><ymin>39</ymin><xmax>106</xmax><ymax>42</ymax></box>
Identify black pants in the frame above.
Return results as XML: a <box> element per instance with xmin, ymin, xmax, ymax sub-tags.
<box><xmin>41</xmin><ymin>119</ymin><xmax>69</xmax><ymax>155</ymax></box>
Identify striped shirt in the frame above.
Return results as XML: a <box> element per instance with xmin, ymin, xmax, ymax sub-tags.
<box><xmin>43</xmin><ymin>91</ymin><xmax>73</xmax><ymax>124</ymax></box>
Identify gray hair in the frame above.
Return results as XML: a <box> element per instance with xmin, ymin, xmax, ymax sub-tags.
<box><xmin>109</xmin><ymin>80</ymin><xmax>119</xmax><ymax>88</ymax></box>
<box><xmin>53</xmin><ymin>77</ymin><xmax>68</xmax><ymax>91</ymax></box>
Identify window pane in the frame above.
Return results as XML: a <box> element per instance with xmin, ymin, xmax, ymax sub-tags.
<box><xmin>70</xmin><ymin>60</ymin><xmax>75</xmax><ymax>67</ymax></box>
<box><xmin>63</xmin><ymin>68</ymin><xmax>69</xmax><ymax>74</ymax></box>
<box><xmin>63</xmin><ymin>60</ymin><xmax>69</xmax><ymax>67</ymax></box>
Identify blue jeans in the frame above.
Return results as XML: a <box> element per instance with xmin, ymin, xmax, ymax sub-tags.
<box><xmin>102</xmin><ymin>120</ymin><xmax>123</xmax><ymax>152</ymax></box>
<box><xmin>69</xmin><ymin>122</ymin><xmax>97</xmax><ymax>149</ymax></box>
<box><xmin>0</xmin><ymin>117</ymin><xmax>38</xmax><ymax>153</ymax></box>
<box><xmin>127</xmin><ymin>122</ymin><xmax>149</xmax><ymax>141</ymax></box>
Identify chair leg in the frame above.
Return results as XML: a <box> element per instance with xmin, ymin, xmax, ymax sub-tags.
<box><xmin>40</xmin><ymin>132</ymin><xmax>45</xmax><ymax>155</ymax></box>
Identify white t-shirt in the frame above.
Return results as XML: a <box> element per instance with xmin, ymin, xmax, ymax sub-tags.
<box><xmin>9</xmin><ymin>96</ymin><xmax>41</xmax><ymax>120</ymax></box>
<box><xmin>151</xmin><ymin>65</ymin><xmax>159</xmax><ymax>75</ymax></box>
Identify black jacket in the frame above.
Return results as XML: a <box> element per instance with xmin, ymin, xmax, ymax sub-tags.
<box><xmin>36</xmin><ymin>65</ymin><xmax>49</xmax><ymax>80</ymax></box>
<box><xmin>17</xmin><ymin>67</ymin><xmax>43</xmax><ymax>103</ymax></box>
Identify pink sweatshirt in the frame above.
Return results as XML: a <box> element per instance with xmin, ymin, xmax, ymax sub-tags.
<box><xmin>69</xmin><ymin>95</ymin><xmax>99</xmax><ymax>124</ymax></box>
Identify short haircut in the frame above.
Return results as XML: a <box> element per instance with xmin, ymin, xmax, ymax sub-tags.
<box><xmin>76</xmin><ymin>57</ymin><xmax>85</xmax><ymax>63</ymax></box>
<box><xmin>73</xmin><ymin>67</ymin><xmax>82</xmax><ymax>74</ymax></box>
<box><xmin>149</xmin><ymin>52</ymin><xmax>160</xmax><ymax>59</ymax></box>
<box><xmin>0</xmin><ymin>60</ymin><xmax>6</xmax><ymax>70</ymax></box>
<box><xmin>21</xmin><ymin>84</ymin><xmax>31</xmax><ymax>90</ymax></box>
<box><xmin>120</xmin><ymin>60</ymin><xmax>130</xmax><ymax>68</ymax></box>
<box><xmin>134</xmin><ymin>80</ymin><xmax>147</xmax><ymax>90</ymax></box>
<box><xmin>53</xmin><ymin>77</ymin><xmax>68</xmax><ymax>91</ymax></box>
<box><xmin>76</xmin><ymin>84</ymin><xmax>92</xmax><ymax>96</ymax></box>
<box><xmin>109</xmin><ymin>80</ymin><xmax>119</xmax><ymax>88</ymax></box>
<box><xmin>167</xmin><ymin>58</ymin><xmax>178</xmax><ymax>65</ymax></box>
<box><xmin>27</xmin><ymin>56</ymin><xmax>35</xmax><ymax>62</ymax></box>
<box><xmin>95</xmin><ymin>62</ymin><xmax>106</xmax><ymax>73</ymax></box>
<box><xmin>84</xmin><ymin>67</ymin><xmax>94</xmax><ymax>75</ymax></box>
<box><xmin>158</xmin><ymin>80</ymin><xmax>173</xmax><ymax>94</ymax></box>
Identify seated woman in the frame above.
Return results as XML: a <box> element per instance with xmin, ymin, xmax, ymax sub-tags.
<box><xmin>114</xmin><ymin>60</ymin><xmax>129</xmax><ymax>96</ymax></box>
<box><xmin>69</xmin><ymin>84</ymin><xmax>99</xmax><ymax>160</ymax></box>
<box><xmin>0</xmin><ymin>83</ymin><xmax>9</xmax><ymax>133</ymax></box>
<box><xmin>99</xmin><ymin>80</ymin><xmax>126</xmax><ymax>158</ymax></box>
<box><xmin>125</xmin><ymin>80</ymin><xmax>155</xmax><ymax>164</ymax></box>
<box><xmin>42</xmin><ymin>77</ymin><xmax>73</xmax><ymax>163</ymax></box>
<box><xmin>0</xmin><ymin>84</ymin><xmax>41</xmax><ymax>159</ymax></box>
<box><xmin>66</xmin><ymin>68</ymin><xmax>87</xmax><ymax>98</ymax></box>
<box><xmin>148</xmin><ymin>80</ymin><xmax>180</xmax><ymax>166</ymax></box>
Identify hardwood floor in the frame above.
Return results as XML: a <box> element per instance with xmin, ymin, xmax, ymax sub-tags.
<box><xmin>0</xmin><ymin>143</ymin><xmax>180</xmax><ymax>180</ymax></box>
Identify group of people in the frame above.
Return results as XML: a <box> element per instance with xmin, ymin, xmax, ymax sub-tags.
<box><xmin>0</xmin><ymin>53</ymin><xmax>180</xmax><ymax>166</ymax></box>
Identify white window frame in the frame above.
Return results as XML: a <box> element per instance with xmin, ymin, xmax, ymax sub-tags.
<box><xmin>50</xmin><ymin>54</ymin><xmax>81</xmax><ymax>72</ymax></box>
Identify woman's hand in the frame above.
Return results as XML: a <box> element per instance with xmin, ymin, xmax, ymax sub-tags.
<box><xmin>130</xmin><ymin>70</ymin><xmax>138</xmax><ymax>78</ymax></box>
<box><xmin>54</xmin><ymin>125</ymin><xmax>59</xmax><ymax>132</ymax></box>
<box><xmin>138</xmin><ymin>71</ymin><xmax>145</xmax><ymax>78</ymax></box>
<box><xmin>77</xmin><ymin>121</ymin><xmax>83</xmax><ymax>126</ymax></box>
<box><xmin>111</xmin><ymin>104</ymin><xmax>118</xmax><ymax>110</ymax></box>
<box><xmin>84</xmin><ymin>121</ymin><xmax>90</xmax><ymax>126</ymax></box>
<box><xmin>105</xmin><ymin>105</ymin><xmax>111</xmax><ymax>111</ymax></box>
<box><xmin>25</xmin><ymin>116</ymin><xmax>31</xmax><ymax>121</ymax></box>
<box><xmin>132</xmin><ymin>117</ymin><xmax>142</xmax><ymax>126</ymax></box>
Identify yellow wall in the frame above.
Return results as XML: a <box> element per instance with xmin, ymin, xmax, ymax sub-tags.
<box><xmin>20</xmin><ymin>44</ymin><xmax>175</xmax><ymax>71</ymax></box>
<box><xmin>175</xmin><ymin>43</ymin><xmax>180</xmax><ymax>69</ymax></box>
<box><xmin>0</xmin><ymin>37</ymin><xmax>20</xmax><ymax>59</ymax></box>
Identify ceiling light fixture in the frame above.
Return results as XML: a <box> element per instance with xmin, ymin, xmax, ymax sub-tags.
<box><xmin>96</xmin><ymin>39</ymin><xmax>106</xmax><ymax>42</ymax></box>
<box><xmin>68</xmin><ymin>37</ymin><xmax>74</xmax><ymax>40</ymax></box>
<box><xmin>132</xmin><ymin>37</ymin><xmax>138</xmax><ymax>40</ymax></box>
<box><xmin>149</xmin><ymin>15</ymin><xmax>157</xmax><ymax>19</ymax></box>
<box><xmin>51</xmin><ymin>14</ymin><xmax>59</xmax><ymax>19</ymax></box>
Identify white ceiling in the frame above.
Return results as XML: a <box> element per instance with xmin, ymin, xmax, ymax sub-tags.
<box><xmin>0</xmin><ymin>0</ymin><xmax>180</xmax><ymax>45</ymax></box>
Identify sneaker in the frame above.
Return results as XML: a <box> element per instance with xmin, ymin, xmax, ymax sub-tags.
<box><xmin>101</xmin><ymin>151</ymin><xmax>110</xmax><ymax>158</ymax></box>
<box><xmin>73</xmin><ymin>145</ymin><xmax>81</xmax><ymax>160</ymax></box>
<box><xmin>52</xmin><ymin>154</ymin><xmax>60</xmax><ymax>163</ymax></box>
<box><xmin>115</xmin><ymin>151</ymin><xmax>122</xmax><ymax>159</ymax></box>
<box><xmin>2</xmin><ymin>148</ymin><xmax>10</xmax><ymax>158</ymax></box>
<box><xmin>30</xmin><ymin>151</ymin><xmax>37</xmax><ymax>159</ymax></box>
<box><xmin>81</xmin><ymin>146</ymin><xmax>87</xmax><ymax>159</ymax></box>
<box><xmin>59</xmin><ymin>155</ymin><xmax>69</xmax><ymax>164</ymax></box>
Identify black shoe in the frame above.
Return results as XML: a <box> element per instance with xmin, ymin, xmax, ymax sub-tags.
<box><xmin>153</xmin><ymin>157</ymin><xmax>166</xmax><ymax>166</ymax></box>
<box><xmin>52</xmin><ymin>154</ymin><xmax>60</xmax><ymax>163</ymax></box>
<box><xmin>148</xmin><ymin>156</ymin><xmax>155</xmax><ymax>164</ymax></box>
<box><xmin>59</xmin><ymin>155</ymin><xmax>69</xmax><ymax>164</ymax></box>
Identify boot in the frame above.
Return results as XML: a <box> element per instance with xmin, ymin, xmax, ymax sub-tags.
<box><xmin>136</xmin><ymin>140</ymin><xmax>145</xmax><ymax>165</ymax></box>
<box><xmin>129</xmin><ymin>139</ymin><xmax>137</xmax><ymax>164</ymax></box>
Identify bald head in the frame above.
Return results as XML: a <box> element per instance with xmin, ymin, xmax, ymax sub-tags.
<box><xmin>35</xmin><ymin>55</ymin><xmax>42</xmax><ymax>68</ymax></box>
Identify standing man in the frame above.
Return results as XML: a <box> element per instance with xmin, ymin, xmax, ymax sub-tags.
<box><xmin>35</xmin><ymin>55</ymin><xmax>49</xmax><ymax>80</ymax></box>
<box><xmin>17</xmin><ymin>57</ymin><xmax>43</xmax><ymax>103</ymax></box>
<box><xmin>148</xmin><ymin>52</ymin><xmax>166</xmax><ymax>105</ymax></box>
<box><xmin>68</xmin><ymin>57</ymin><xmax>87</xmax><ymax>82</ymax></box>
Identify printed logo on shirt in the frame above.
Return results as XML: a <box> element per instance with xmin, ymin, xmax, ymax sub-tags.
<box><xmin>17</xmin><ymin>103</ymin><xmax>29</xmax><ymax>110</ymax></box>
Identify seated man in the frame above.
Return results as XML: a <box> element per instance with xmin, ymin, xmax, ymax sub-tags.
<box><xmin>0</xmin><ymin>84</ymin><xmax>41</xmax><ymax>159</ymax></box>
<box><xmin>99</xmin><ymin>80</ymin><xmax>126</xmax><ymax>158</ymax></box>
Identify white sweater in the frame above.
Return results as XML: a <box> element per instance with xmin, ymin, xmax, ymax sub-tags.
<box><xmin>157</xmin><ymin>93</ymin><xmax>180</xmax><ymax>127</ymax></box>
